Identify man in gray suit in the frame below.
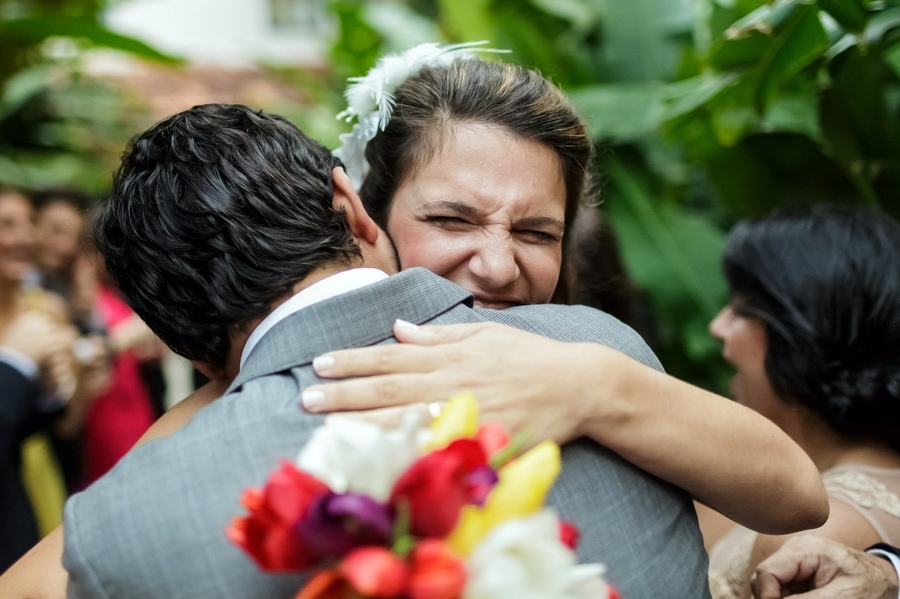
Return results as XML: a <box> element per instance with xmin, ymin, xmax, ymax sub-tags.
<box><xmin>63</xmin><ymin>104</ymin><xmax>710</xmax><ymax>598</ymax></box>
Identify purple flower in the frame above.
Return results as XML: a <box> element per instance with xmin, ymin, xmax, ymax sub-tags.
<box><xmin>467</xmin><ymin>464</ymin><xmax>499</xmax><ymax>506</ymax></box>
<box><xmin>296</xmin><ymin>491</ymin><xmax>394</xmax><ymax>558</ymax></box>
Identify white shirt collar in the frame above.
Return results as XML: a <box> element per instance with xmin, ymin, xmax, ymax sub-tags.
<box><xmin>239</xmin><ymin>268</ymin><xmax>389</xmax><ymax>370</ymax></box>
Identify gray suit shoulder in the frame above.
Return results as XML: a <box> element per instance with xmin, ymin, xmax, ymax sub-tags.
<box><xmin>479</xmin><ymin>303</ymin><xmax>664</xmax><ymax>372</ymax></box>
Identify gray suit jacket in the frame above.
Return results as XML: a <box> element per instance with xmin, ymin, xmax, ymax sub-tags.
<box><xmin>63</xmin><ymin>268</ymin><xmax>710</xmax><ymax>598</ymax></box>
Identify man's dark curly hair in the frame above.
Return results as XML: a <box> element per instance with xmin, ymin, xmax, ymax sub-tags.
<box><xmin>723</xmin><ymin>204</ymin><xmax>900</xmax><ymax>452</ymax></box>
<box><xmin>94</xmin><ymin>104</ymin><xmax>360</xmax><ymax>371</ymax></box>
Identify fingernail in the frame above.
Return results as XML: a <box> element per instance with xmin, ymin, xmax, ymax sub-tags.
<box><xmin>313</xmin><ymin>355</ymin><xmax>335</xmax><ymax>373</ymax></box>
<box><xmin>301</xmin><ymin>389</ymin><xmax>325</xmax><ymax>411</ymax></box>
<box><xmin>395</xmin><ymin>319</ymin><xmax>419</xmax><ymax>332</ymax></box>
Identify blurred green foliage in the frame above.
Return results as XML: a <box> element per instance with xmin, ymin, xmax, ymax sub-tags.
<box><xmin>0</xmin><ymin>0</ymin><xmax>178</xmax><ymax>191</ymax></box>
<box><xmin>3</xmin><ymin>0</ymin><xmax>899</xmax><ymax>391</ymax></box>
<box><xmin>325</xmin><ymin>0</ymin><xmax>900</xmax><ymax>391</ymax></box>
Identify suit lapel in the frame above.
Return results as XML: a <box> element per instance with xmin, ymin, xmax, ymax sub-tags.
<box><xmin>227</xmin><ymin>268</ymin><xmax>473</xmax><ymax>393</ymax></box>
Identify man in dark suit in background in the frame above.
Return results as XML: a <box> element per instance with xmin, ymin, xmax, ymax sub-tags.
<box><xmin>0</xmin><ymin>311</ymin><xmax>69</xmax><ymax>571</ymax></box>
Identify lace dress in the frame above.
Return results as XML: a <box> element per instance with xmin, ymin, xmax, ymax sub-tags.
<box><xmin>708</xmin><ymin>465</ymin><xmax>900</xmax><ymax>599</ymax></box>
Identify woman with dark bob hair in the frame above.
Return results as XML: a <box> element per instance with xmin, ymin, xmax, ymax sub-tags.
<box><xmin>704</xmin><ymin>205</ymin><xmax>900</xmax><ymax>598</ymax></box>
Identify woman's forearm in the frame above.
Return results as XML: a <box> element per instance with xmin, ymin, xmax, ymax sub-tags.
<box><xmin>568</xmin><ymin>343</ymin><xmax>828</xmax><ymax>534</ymax></box>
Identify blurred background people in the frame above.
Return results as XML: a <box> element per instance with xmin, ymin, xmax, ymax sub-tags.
<box><xmin>77</xmin><ymin>214</ymin><xmax>161</xmax><ymax>486</ymax></box>
<box><xmin>0</xmin><ymin>187</ymin><xmax>81</xmax><ymax>570</ymax></box>
<box><xmin>29</xmin><ymin>188</ymin><xmax>99</xmax><ymax>335</ymax></box>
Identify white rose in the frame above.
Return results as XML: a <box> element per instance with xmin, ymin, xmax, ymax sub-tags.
<box><xmin>295</xmin><ymin>413</ymin><xmax>420</xmax><ymax>501</ymax></box>
<box><xmin>464</xmin><ymin>510</ymin><xmax>573</xmax><ymax>599</ymax></box>
<box><xmin>464</xmin><ymin>510</ymin><xmax>612</xmax><ymax>599</ymax></box>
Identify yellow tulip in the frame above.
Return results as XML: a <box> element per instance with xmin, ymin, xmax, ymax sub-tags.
<box><xmin>486</xmin><ymin>440</ymin><xmax>560</xmax><ymax>524</ymax></box>
<box><xmin>447</xmin><ymin>505</ymin><xmax>488</xmax><ymax>556</ymax></box>
<box><xmin>426</xmin><ymin>392</ymin><xmax>479</xmax><ymax>450</ymax></box>
<box><xmin>447</xmin><ymin>440</ymin><xmax>561</xmax><ymax>556</ymax></box>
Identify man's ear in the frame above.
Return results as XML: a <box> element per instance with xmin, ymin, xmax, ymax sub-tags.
<box><xmin>332</xmin><ymin>166</ymin><xmax>380</xmax><ymax>245</ymax></box>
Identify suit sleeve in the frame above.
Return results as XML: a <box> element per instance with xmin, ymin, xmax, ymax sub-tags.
<box><xmin>0</xmin><ymin>361</ymin><xmax>40</xmax><ymax>457</ymax></box>
<box><xmin>494</xmin><ymin>304</ymin><xmax>664</xmax><ymax>371</ymax></box>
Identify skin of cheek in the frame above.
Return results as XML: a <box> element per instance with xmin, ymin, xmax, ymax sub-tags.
<box><xmin>712</xmin><ymin>308</ymin><xmax>784</xmax><ymax>420</ymax></box>
<box><xmin>0</xmin><ymin>198</ymin><xmax>34</xmax><ymax>283</ymax></box>
<box><xmin>380</xmin><ymin>123</ymin><xmax>567</xmax><ymax>306</ymax></box>
<box><xmin>387</xmin><ymin>217</ymin><xmax>561</xmax><ymax>305</ymax></box>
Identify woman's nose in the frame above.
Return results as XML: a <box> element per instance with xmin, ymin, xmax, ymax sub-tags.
<box><xmin>709</xmin><ymin>306</ymin><xmax>732</xmax><ymax>340</ymax></box>
<box><xmin>468</xmin><ymin>236</ymin><xmax>520</xmax><ymax>290</ymax></box>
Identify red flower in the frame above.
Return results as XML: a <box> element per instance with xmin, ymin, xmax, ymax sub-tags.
<box><xmin>341</xmin><ymin>546</ymin><xmax>408</xmax><ymax>598</ymax></box>
<box><xmin>226</xmin><ymin>461</ymin><xmax>328</xmax><ymax>571</ymax></box>
<box><xmin>407</xmin><ymin>539</ymin><xmax>466</xmax><ymax>599</ymax></box>
<box><xmin>558</xmin><ymin>520</ymin><xmax>580</xmax><ymax>550</ymax></box>
<box><xmin>390</xmin><ymin>439</ymin><xmax>487</xmax><ymax>537</ymax></box>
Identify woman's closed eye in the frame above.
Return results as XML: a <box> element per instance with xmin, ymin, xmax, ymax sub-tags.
<box><xmin>425</xmin><ymin>215</ymin><xmax>472</xmax><ymax>229</ymax></box>
<box><xmin>515</xmin><ymin>229</ymin><xmax>560</xmax><ymax>244</ymax></box>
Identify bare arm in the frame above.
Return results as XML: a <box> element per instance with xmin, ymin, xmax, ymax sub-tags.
<box><xmin>0</xmin><ymin>527</ymin><xmax>66</xmax><ymax>599</ymax></box>
<box><xmin>301</xmin><ymin>320</ymin><xmax>828</xmax><ymax>534</ymax></box>
<box><xmin>135</xmin><ymin>379</ymin><xmax>230</xmax><ymax>445</ymax></box>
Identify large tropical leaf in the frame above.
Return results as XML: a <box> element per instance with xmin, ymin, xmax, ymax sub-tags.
<box><xmin>0</xmin><ymin>17</ymin><xmax>181</xmax><ymax>63</ymax></box>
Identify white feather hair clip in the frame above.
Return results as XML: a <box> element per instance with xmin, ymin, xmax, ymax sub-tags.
<box><xmin>333</xmin><ymin>41</ymin><xmax>509</xmax><ymax>189</ymax></box>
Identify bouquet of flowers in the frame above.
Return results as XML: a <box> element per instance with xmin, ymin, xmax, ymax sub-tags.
<box><xmin>227</xmin><ymin>393</ymin><xmax>618</xmax><ymax>599</ymax></box>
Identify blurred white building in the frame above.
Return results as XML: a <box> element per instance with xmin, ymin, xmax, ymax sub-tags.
<box><xmin>104</xmin><ymin>0</ymin><xmax>331</xmax><ymax>66</ymax></box>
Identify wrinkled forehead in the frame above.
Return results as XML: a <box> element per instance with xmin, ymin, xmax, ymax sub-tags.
<box><xmin>399</xmin><ymin>120</ymin><xmax>565</xmax><ymax>190</ymax></box>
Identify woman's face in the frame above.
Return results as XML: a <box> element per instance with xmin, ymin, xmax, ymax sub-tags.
<box><xmin>385</xmin><ymin>123</ymin><xmax>567</xmax><ymax>309</ymax></box>
<box><xmin>33</xmin><ymin>200</ymin><xmax>84</xmax><ymax>274</ymax></box>
<box><xmin>709</xmin><ymin>302</ymin><xmax>783</xmax><ymax>420</ymax></box>
<box><xmin>0</xmin><ymin>192</ymin><xmax>35</xmax><ymax>284</ymax></box>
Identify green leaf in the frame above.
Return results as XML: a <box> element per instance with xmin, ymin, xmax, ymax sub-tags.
<box><xmin>0</xmin><ymin>63</ymin><xmax>53</xmax><ymax>122</ymax></box>
<box><xmin>604</xmin><ymin>157</ymin><xmax>727</xmax><ymax>320</ymax></box>
<box><xmin>709</xmin><ymin>30</ymin><xmax>772</xmax><ymax>70</ymax></box>
<box><xmin>567</xmin><ymin>82</ymin><xmax>664</xmax><ymax>141</ymax></box>
<box><xmin>363</xmin><ymin>3</ymin><xmax>442</xmax><ymax>51</ymax></box>
<box><xmin>885</xmin><ymin>40</ymin><xmax>900</xmax><ymax>78</ymax></box>
<box><xmin>724</xmin><ymin>1</ymin><xmax>794</xmax><ymax>38</ymax></box>
<box><xmin>860</xmin><ymin>6</ymin><xmax>900</xmax><ymax>44</ymax></box>
<box><xmin>756</xmin><ymin>4</ymin><xmax>828</xmax><ymax>109</ymax></box>
<box><xmin>436</xmin><ymin>0</ymin><xmax>495</xmax><ymax>42</ymax></box>
<box><xmin>763</xmin><ymin>93</ymin><xmax>822</xmax><ymax>141</ymax></box>
<box><xmin>712</xmin><ymin>104</ymin><xmax>758</xmax><ymax>145</ymax></box>
<box><xmin>661</xmin><ymin>73</ymin><xmax>737</xmax><ymax>120</ymax></box>
<box><xmin>528</xmin><ymin>0</ymin><xmax>596</xmax><ymax>30</ymax></box>
<box><xmin>818</xmin><ymin>0</ymin><xmax>868</xmax><ymax>32</ymax></box>
<box><xmin>0</xmin><ymin>17</ymin><xmax>181</xmax><ymax>63</ymax></box>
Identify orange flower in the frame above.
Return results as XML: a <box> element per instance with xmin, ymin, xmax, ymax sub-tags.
<box><xmin>407</xmin><ymin>540</ymin><xmax>466</xmax><ymax>599</ymax></box>
<box><xmin>340</xmin><ymin>546</ymin><xmax>408</xmax><ymax>598</ymax></box>
<box><xmin>293</xmin><ymin>570</ymin><xmax>350</xmax><ymax>599</ymax></box>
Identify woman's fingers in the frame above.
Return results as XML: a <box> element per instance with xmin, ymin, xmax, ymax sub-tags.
<box><xmin>391</xmin><ymin>320</ymin><xmax>499</xmax><ymax>346</ymax></box>
<box><xmin>325</xmin><ymin>403</ymin><xmax>432</xmax><ymax>429</ymax></box>
<box><xmin>302</xmin><ymin>373</ymin><xmax>449</xmax><ymax>413</ymax></box>
<box><xmin>312</xmin><ymin>321</ymin><xmax>512</xmax><ymax>379</ymax></box>
<box><xmin>312</xmin><ymin>343</ymin><xmax>447</xmax><ymax>379</ymax></box>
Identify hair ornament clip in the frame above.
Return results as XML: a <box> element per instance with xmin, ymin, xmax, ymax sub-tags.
<box><xmin>333</xmin><ymin>41</ymin><xmax>509</xmax><ymax>189</ymax></box>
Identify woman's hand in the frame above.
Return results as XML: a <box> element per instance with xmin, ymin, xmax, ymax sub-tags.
<box><xmin>301</xmin><ymin>320</ymin><xmax>597</xmax><ymax>445</ymax></box>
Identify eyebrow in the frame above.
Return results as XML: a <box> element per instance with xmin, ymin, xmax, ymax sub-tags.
<box><xmin>420</xmin><ymin>200</ymin><xmax>565</xmax><ymax>231</ymax></box>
